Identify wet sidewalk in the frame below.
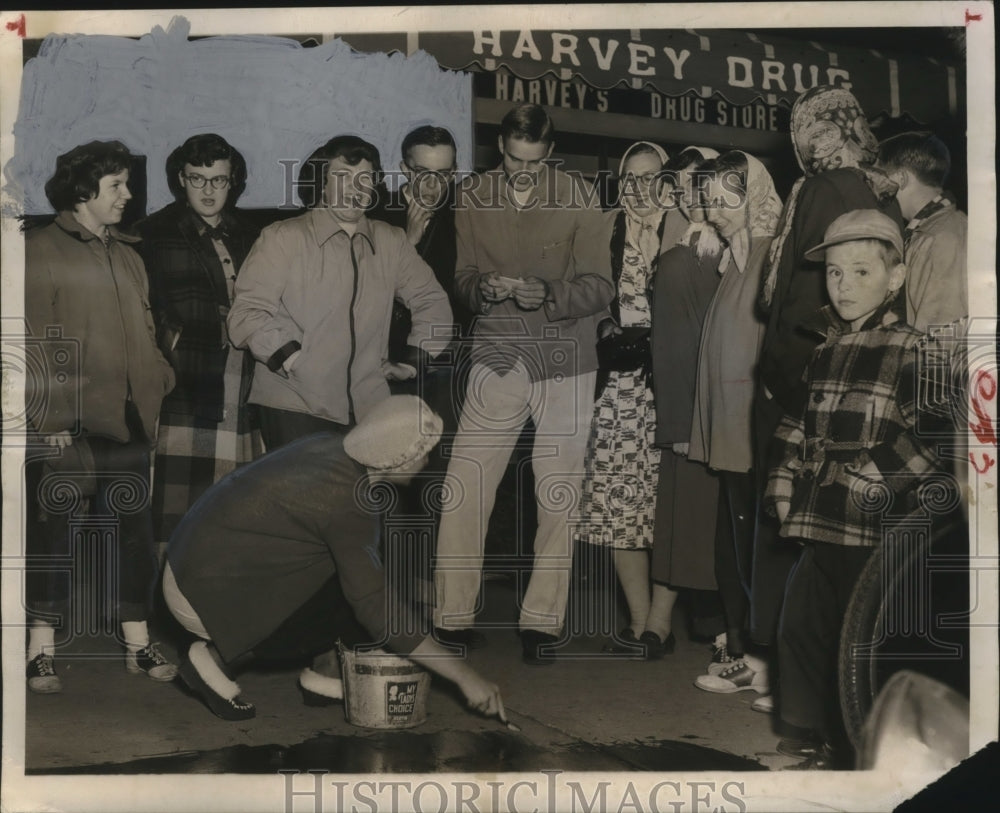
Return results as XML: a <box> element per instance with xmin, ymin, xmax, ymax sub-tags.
<box><xmin>25</xmin><ymin>575</ymin><xmax>799</xmax><ymax>775</ymax></box>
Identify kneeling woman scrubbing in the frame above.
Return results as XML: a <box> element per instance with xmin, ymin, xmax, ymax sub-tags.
<box><xmin>163</xmin><ymin>395</ymin><xmax>504</xmax><ymax>722</ymax></box>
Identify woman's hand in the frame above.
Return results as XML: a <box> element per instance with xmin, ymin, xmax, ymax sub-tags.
<box><xmin>457</xmin><ymin>672</ymin><xmax>505</xmax><ymax>720</ymax></box>
<box><xmin>598</xmin><ymin>318</ymin><xmax>623</xmax><ymax>340</ymax></box>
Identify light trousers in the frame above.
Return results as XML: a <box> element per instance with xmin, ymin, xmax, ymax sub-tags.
<box><xmin>433</xmin><ymin>361</ymin><xmax>595</xmax><ymax>634</ymax></box>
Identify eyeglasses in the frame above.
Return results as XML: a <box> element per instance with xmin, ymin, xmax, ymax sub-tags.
<box><xmin>183</xmin><ymin>173</ymin><xmax>231</xmax><ymax>190</ymax></box>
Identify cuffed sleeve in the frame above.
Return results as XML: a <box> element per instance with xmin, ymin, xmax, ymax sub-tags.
<box><xmin>266</xmin><ymin>340</ymin><xmax>302</xmax><ymax>373</ymax></box>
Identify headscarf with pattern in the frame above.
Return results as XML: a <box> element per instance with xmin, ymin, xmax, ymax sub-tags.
<box><xmin>760</xmin><ymin>85</ymin><xmax>898</xmax><ymax>305</ymax></box>
<box><xmin>717</xmin><ymin>151</ymin><xmax>783</xmax><ymax>275</ymax></box>
<box><xmin>618</xmin><ymin>141</ymin><xmax>670</xmax><ymax>270</ymax></box>
<box><xmin>674</xmin><ymin>146</ymin><xmax>725</xmax><ymax>259</ymax></box>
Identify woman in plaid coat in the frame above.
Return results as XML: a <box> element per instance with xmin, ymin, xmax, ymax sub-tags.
<box><xmin>136</xmin><ymin>134</ymin><xmax>263</xmax><ymax>544</ymax></box>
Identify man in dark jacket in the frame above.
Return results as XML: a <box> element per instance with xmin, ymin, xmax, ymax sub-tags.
<box><xmin>370</xmin><ymin>125</ymin><xmax>470</xmax><ymax>428</ymax></box>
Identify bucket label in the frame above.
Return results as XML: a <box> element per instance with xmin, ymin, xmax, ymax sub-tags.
<box><xmin>386</xmin><ymin>681</ymin><xmax>419</xmax><ymax>721</ymax></box>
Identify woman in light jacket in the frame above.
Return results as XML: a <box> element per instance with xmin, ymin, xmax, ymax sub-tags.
<box><xmin>688</xmin><ymin>151</ymin><xmax>782</xmax><ymax>690</ymax></box>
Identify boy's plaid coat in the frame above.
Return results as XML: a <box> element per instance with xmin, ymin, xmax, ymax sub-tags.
<box><xmin>765</xmin><ymin>303</ymin><xmax>943</xmax><ymax>547</ymax></box>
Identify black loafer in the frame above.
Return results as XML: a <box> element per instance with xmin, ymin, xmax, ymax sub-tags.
<box><xmin>777</xmin><ymin>735</ymin><xmax>826</xmax><ymax>759</ymax></box>
<box><xmin>603</xmin><ymin>627</ymin><xmax>644</xmax><ymax>655</ymax></box>
<box><xmin>782</xmin><ymin>743</ymin><xmax>846</xmax><ymax>770</ymax></box>
<box><xmin>434</xmin><ymin>627</ymin><xmax>487</xmax><ymax>649</ymax></box>
<box><xmin>521</xmin><ymin>630</ymin><xmax>559</xmax><ymax>666</ymax></box>
<box><xmin>178</xmin><ymin>658</ymin><xmax>256</xmax><ymax>721</ymax></box>
<box><xmin>639</xmin><ymin>631</ymin><xmax>676</xmax><ymax>660</ymax></box>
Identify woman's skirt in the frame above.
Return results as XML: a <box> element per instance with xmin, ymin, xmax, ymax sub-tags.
<box><xmin>576</xmin><ymin>369</ymin><xmax>661</xmax><ymax>550</ymax></box>
<box><xmin>152</xmin><ymin>350</ymin><xmax>262</xmax><ymax>545</ymax></box>
<box><xmin>651</xmin><ymin>450</ymin><xmax>720</xmax><ymax>589</ymax></box>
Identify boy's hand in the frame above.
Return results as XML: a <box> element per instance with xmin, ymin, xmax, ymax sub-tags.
<box><xmin>856</xmin><ymin>461</ymin><xmax>884</xmax><ymax>481</ymax></box>
<box><xmin>672</xmin><ymin>442</ymin><xmax>689</xmax><ymax>456</ymax></box>
<box><xmin>775</xmin><ymin>500</ymin><xmax>790</xmax><ymax>523</ymax></box>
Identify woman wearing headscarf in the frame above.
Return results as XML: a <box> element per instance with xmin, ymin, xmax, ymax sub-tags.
<box><xmin>644</xmin><ymin>147</ymin><xmax>727</xmax><ymax>658</ymax></box>
<box><xmin>578</xmin><ymin>141</ymin><xmax>687</xmax><ymax>658</ymax></box>
<box><xmin>136</xmin><ymin>134</ymin><xmax>263</xmax><ymax>545</ymax></box>
<box><xmin>686</xmin><ymin>151</ymin><xmax>782</xmax><ymax>695</ymax></box>
<box><xmin>752</xmin><ymin>86</ymin><xmax>902</xmax><ymax>648</ymax></box>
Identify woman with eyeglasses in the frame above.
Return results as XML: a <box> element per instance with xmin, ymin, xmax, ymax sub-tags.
<box><xmin>136</xmin><ymin>133</ymin><xmax>263</xmax><ymax>547</ymax></box>
<box><xmin>576</xmin><ymin>142</ymin><xmax>688</xmax><ymax>659</ymax></box>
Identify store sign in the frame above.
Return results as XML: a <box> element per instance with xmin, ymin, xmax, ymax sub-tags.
<box><xmin>342</xmin><ymin>29</ymin><xmax>960</xmax><ymax>124</ymax></box>
<box><xmin>481</xmin><ymin>73</ymin><xmax>789</xmax><ymax>132</ymax></box>
<box><xmin>468</xmin><ymin>30</ymin><xmax>852</xmax><ymax>99</ymax></box>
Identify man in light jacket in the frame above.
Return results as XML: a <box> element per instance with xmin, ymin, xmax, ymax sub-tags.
<box><xmin>228</xmin><ymin>135</ymin><xmax>452</xmax><ymax>450</ymax></box>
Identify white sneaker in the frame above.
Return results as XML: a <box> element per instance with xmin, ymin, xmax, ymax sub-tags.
<box><xmin>695</xmin><ymin>659</ymin><xmax>769</xmax><ymax>694</ymax></box>
<box><xmin>751</xmin><ymin>694</ymin><xmax>775</xmax><ymax>713</ymax></box>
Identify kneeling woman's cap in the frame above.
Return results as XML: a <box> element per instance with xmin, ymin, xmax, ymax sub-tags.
<box><xmin>343</xmin><ymin>395</ymin><xmax>443</xmax><ymax>471</ymax></box>
<box><xmin>804</xmin><ymin>209</ymin><xmax>904</xmax><ymax>261</ymax></box>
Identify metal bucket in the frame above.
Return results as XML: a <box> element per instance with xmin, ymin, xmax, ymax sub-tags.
<box><xmin>339</xmin><ymin>645</ymin><xmax>431</xmax><ymax>729</ymax></box>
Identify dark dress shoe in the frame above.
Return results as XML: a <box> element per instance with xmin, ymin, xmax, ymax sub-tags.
<box><xmin>434</xmin><ymin>627</ymin><xmax>487</xmax><ymax>649</ymax></box>
<box><xmin>782</xmin><ymin>743</ymin><xmax>846</xmax><ymax>770</ymax></box>
<box><xmin>521</xmin><ymin>629</ymin><xmax>559</xmax><ymax>665</ymax></box>
<box><xmin>777</xmin><ymin>734</ymin><xmax>826</xmax><ymax>759</ymax></box>
<box><xmin>639</xmin><ymin>631</ymin><xmax>676</xmax><ymax>660</ymax></box>
<box><xmin>178</xmin><ymin>658</ymin><xmax>256</xmax><ymax>721</ymax></box>
<box><xmin>603</xmin><ymin>627</ymin><xmax>644</xmax><ymax>655</ymax></box>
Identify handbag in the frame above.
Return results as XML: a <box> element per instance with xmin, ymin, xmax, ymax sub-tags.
<box><xmin>596</xmin><ymin>326</ymin><xmax>651</xmax><ymax>372</ymax></box>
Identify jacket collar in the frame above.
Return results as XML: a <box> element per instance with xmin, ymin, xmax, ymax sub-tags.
<box><xmin>55</xmin><ymin>210</ymin><xmax>140</xmax><ymax>245</ymax></box>
<box><xmin>803</xmin><ymin>298</ymin><xmax>902</xmax><ymax>342</ymax></box>
<box><xmin>309</xmin><ymin>207</ymin><xmax>375</xmax><ymax>253</ymax></box>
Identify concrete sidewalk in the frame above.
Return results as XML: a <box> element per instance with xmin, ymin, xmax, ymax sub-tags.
<box><xmin>24</xmin><ymin>577</ymin><xmax>798</xmax><ymax>775</ymax></box>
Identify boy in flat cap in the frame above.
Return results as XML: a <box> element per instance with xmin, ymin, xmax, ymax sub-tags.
<box><xmin>763</xmin><ymin>210</ymin><xmax>947</xmax><ymax>768</ymax></box>
<box><xmin>163</xmin><ymin>395</ymin><xmax>504</xmax><ymax>722</ymax></box>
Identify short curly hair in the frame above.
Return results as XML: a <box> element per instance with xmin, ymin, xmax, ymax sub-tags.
<box><xmin>44</xmin><ymin>140</ymin><xmax>134</xmax><ymax>213</ymax></box>
<box><xmin>296</xmin><ymin>135</ymin><xmax>384</xmax><ymax>209</ymax></box>
<box><xmin>166</xmin><ymin>133</ymin><xmax>248</xmax><ymax>205</ymax></box>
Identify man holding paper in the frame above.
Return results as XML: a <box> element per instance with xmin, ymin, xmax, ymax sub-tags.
<box><xmin>432</xmin><ymin>103</ymin><xmax>613</xmax><ymax>664</ymax></box>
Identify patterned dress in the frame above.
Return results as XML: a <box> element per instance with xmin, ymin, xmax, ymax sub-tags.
<box><xmin>577</xmin><ymin>230</ymin><xmax>661</xmax><ymax>549</ymax></box>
